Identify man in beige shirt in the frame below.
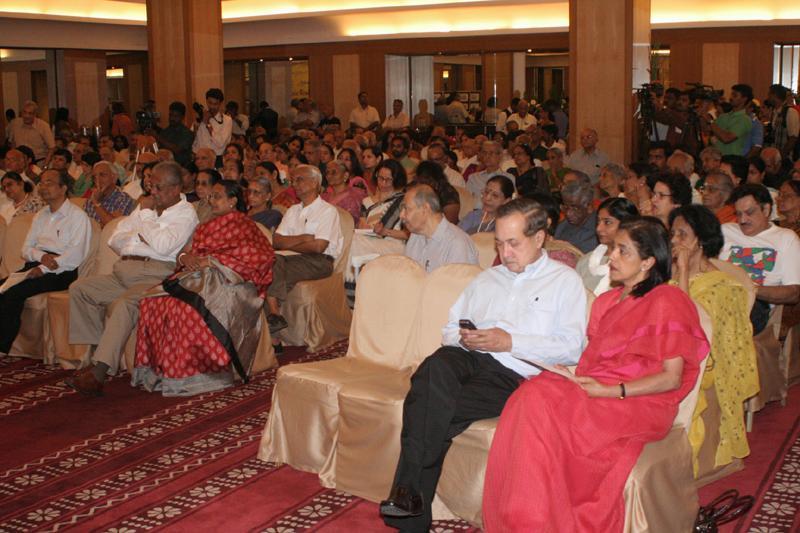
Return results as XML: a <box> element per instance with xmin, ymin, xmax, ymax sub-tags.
<box><xmin>7</xmin><ymin>101</ymin><xmax>55</xmax><ymax>163</ymax></box>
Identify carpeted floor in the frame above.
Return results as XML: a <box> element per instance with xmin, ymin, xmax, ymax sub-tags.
<box><xmin>1</xmin><ymin>343</ymin><xmax>797</xmax><ymax>532</ymax></box>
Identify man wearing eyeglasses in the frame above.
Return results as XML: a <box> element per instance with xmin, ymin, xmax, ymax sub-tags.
<box><xmin>700</xmin><ymin>171</ymin><xmax>736</xmax><ymax>223</ymax></box>
<box><xmin>67</xmin><ymin>161</ymin><xmax>199</xmax><ymax>396</ymax></box>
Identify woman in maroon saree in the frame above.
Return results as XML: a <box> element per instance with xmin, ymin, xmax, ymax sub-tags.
<box><xmin>482</xmin><ymin>217</ymin><xmax>709</xmax><ymax>532</ymax></box>
<box><xmin>133</xmin><ymin>180</ymin><xmax>275</xmax><ymax>396</ymax></box>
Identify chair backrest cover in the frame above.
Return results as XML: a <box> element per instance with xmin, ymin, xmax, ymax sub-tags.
<box><xmin>674</xmin><ymin>303</ymin><xmax>713</xmax><ymax>430</ymax></box>
<box><xmin>0</xmin><ymin>212</ymin><xmax>36</xmax><ymax>277</ymax></box>
<box><xmin>470</xmin><ymin>232</ymin><xmax>496</xmax><ymax>270</ymax></box>
<box><xmin>334</xmin><ymin>206</ymin><xmax>356</xmax><ymax>274</ymax></box>
<box><xmin>77</xmin><ymin>220</ymin><xmax>102</xmax><ymax>277</ymax></box>
<box><xmin>454</xmin><ymin>186</ymin><xmax>475</xmax><ymax>221</ymax></box>
<box><xmin>404</xmin><ymin>263</ymin><xmax>483</xmax><ymax>369</ymax></box>
<box><xmin>347</xmin><ymin>254</ymin><xmax>426</xmax><ymax>368</ymax></box>
<box><xmin>709</xmin><ymin>258</ymin><xmax>756</xmax><ymax>313</ymax></box>
<box><xmin>95</xmin><ymin>216</ymin><xmax>125</xmax><ymax>276</ymax></box>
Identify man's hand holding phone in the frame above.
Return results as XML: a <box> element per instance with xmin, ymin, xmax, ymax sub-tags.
<box><xmin>459</xmin><ymin>319</ymin><xmax>512</xmax><ymax>353</ymax></box>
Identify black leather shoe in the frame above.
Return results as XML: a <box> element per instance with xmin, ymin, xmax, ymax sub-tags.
<box><xmin>379</xmin><ymin>486</ymin><xmax>423</xmax><ymax>517</ymax></box>
<box><xmin>267</xmin><ymin>313</ymin><xmax>289</xmax><ymax>335</ymax></box>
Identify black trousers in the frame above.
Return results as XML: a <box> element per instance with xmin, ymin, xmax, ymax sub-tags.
<box><xmin>385</xmin><ymin>346</ymin><xmax>523</xmax><ymax>532</ymax></box>
<box><xmin>0</xmin><ymin>262</ymin><xmax>78</xmax><ymax>353</ymax></box>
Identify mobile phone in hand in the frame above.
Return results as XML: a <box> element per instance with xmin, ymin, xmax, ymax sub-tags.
<box><xmin>459</xmin><ymin>319</ymin><xmax>477</xmax><ymax>330</ymax></box>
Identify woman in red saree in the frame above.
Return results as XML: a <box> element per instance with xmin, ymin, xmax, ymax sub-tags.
<box><xmin>133</xmin><ymin>180</ymin><xmax>275</xmax><ymax>396</ymax></box>
<box><xmin>482</xmin><ymin>217</ymin><xmax>709</xmax><ymax>532</ymax></box>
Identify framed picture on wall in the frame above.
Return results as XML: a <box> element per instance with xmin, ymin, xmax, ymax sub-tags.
<box><xmin>458</xmin><ymin>92</ymin><xmax>469</xmax><ymax>102</ymax></box>
<box><xmin>469</xmin><ymin>92</ymin><xmax>480</xmax><ymax>103</ymax></box>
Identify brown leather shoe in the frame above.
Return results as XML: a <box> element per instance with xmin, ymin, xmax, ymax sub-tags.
<box><xmin>65</xmin><ymin>368</ymin><xmax>104</xmax><ymax>396</ymax></box>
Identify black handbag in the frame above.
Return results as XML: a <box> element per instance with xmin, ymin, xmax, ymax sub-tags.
<box><xmin>694</xmin><ymin>489</ymin><xmax>755</xmax><ymax>532</ymax></box>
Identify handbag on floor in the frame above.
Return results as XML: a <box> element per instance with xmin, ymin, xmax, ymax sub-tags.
<box><xmin>694</xmin><ymin>489</ymin><xmax>755</xmax><ymax>532</ymax></box>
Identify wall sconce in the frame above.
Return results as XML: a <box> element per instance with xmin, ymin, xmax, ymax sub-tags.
<box><xmin>442</xmin><ymin>70</ymin><xmax>450</xmax><ymax>79</ymax></box>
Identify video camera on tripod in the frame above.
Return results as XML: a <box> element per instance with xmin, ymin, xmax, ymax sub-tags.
<box><xmin>685</xmin><ymin>82</ymin><xmax>724</xmax><ymax>103</ymax></box>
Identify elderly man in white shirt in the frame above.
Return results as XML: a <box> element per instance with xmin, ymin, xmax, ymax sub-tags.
<box><xmin>383</xmin><ymin>99</ymin><xmax>410</xmax><ymax>131</ymax></box>
<box><xmin>505</xmin><ymin>99</ymin><xmax>537</xmax><ymax>132</ymax></box>
<box><xmin>466</xmin><ymin>141</ymin><xmax>515</xmax><ymax>208</ymax></box>
<box><xmin>265</xmin><ymin>164</ymin><xmax>343</xmax><ymax>334</ymax></box>
<box><xmin>192</xmin><ymin>88</ymin><xmax>233</xmax><ymax>167</ymax></box>
<box><xmin>380</xmin><ymin>197</ymin><xmax>587</xmax><ymax>531</ymax></box>
<box><xmin>0</xmin><ymin>169</ymin><xmax>91</xmax><ymax>354</ymax></box>
<box><xmin>66</xmin><ymin>161</ymin><xmax>199</xmax><ymax>396</ymax></box>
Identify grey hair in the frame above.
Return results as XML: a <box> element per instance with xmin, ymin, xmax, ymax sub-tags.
<box><xmin>562</xmin><ymin>178</ymin><xmax>594</xmax><ymax>206</ymax></box>
<box><xmin>22</xmin><ymin>100</ymin><xmax>38</xmax><ymax>112</ymax></box>
<box><xmin>705</xmin><ymin>170</ymin><xmax>734</xmax><ymax>193</ymax></box>
<box><xmin>668</xmin><ymin>150</ymin><xmax>695</xmax><ymax>177</ymax></box>
<box><xmin>92</xmin><ymin>161</ymin><xmax>115</xmax><ymax>173</ymax></box>
<box><xmin>327</xmin><ymin>160</ymin><xmax>349</xmax><ymax>175</ymax></box>
<box><xmin>564</xmin><ymin>169</ymin><xmax>591</xmax><ymax>186</ymax></box>
<box><xmin>154</xmin><ymin>161</ymin><xmax>183</xmax><ymax>186</ymax></box>
<box><xmin>294</xmin><ymin>164</ymin><xmax>323</xmax><ymax>186</ymax></box>
<box><xmin>253</xmin><ymin>176</ymin><xmax>272</xmax><ymax>194</ymax></box>
<box><xmin>408</xmin><ymin>183</ymin><xmax>441</xmax><ymax>213</ymax></box>
<box><xmin>700</xmin><ymin>146</ymin><xmax>722</xmax><ymax>162</ymax></box>
<box><xmin>546</xmin><ymin>147</ymin><xmax>564</xmax><ymax>158</ymax></box>
<box><xmin>600</xmin><ymin>163</ymin><xmax>627</xmax><ymax>182</ymax></box>
<box><xmin>481</xmin><ymin>140</ymin><xmax>502</xmax><ymax>154</ymax></box>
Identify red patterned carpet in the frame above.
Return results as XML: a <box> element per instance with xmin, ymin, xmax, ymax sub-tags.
<box><xmin>1</xmin><ymin>344</ymin><xmax>797</xmax><ymax>532</ymax></box>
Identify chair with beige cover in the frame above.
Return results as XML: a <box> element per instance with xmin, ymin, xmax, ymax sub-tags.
<box><xmin>429</xmin><ymin>304</ymin><xmax>712</xmax><ymax>531</ymax></box>
<box><xmin>47</xmin><ymin>217</ymin><xmax>122</xmax><ymax>367</ymax></box>
<box><xmin>454</xmin><ymin>186</ymin><xmax>475</xmax><ymax>221</ymax></box>
<box><xmin>0</xmin><ymin>212</ymin><xmax>36</xmax><ymax>279</ymax></box>
<box><xmin>470</xmin><ymin>232</ymin><xmax>496</xmax><ymax>270</ymax></box>
<box><xmin>275</xmin><ymin>206</ymin><xmax>354</xmax><ymax>352</ymax></box>
<box><xmin>0</xmin><ymin>217</ymin><xmax>6</xmax><ymax>271</ymax></box>
<box><xmin>333</xmin><ymin>263</ymin><xmax>483</xmax><ymax>501</ymax></box>
<box><xmin>259</xmin><ymin>255</ymin><xmax>427</xmax><ymax>484</ymax></box>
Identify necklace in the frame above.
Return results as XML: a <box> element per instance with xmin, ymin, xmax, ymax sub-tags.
<box><xmin>477</xmin><ymin>212</ymin><xmax>495</xmax><ymax>233</ymax></box>
<box><xmin>14</xmin><ymin>194</ymin><xmax>29</xmax><ymax>208</ymax></box>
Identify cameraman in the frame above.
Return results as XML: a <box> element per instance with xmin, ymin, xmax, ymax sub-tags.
<box><xmin>191</xmin><ymin>88</ymin><xmax>232</xmax><ymax>168</ymax></box>
<box><xmin>705</xmin><ymin>84</ymin><xmax>753</xmax><ymax>157</ymax></box>
<box><xmin>652</xmin><ymin>89</ymin><xmax>699</xmax><ymax>155</ymax></box>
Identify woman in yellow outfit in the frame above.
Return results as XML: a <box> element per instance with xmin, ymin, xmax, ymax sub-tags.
<box><xmin>669</xmin><ymin>204</ymin><xmax>758</xmax><ymax>472</ymax></box>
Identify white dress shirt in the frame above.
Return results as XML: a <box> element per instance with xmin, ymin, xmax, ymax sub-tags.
<box><xmin>382</xmin><ymin>112</ymin><xmax>410</xmax><ymax>131</ymax></box>
<box><xmin>22</xmin><ymin>199</ymin><xmax>92</xmax><ymax>274</ymax></box>
<box><xmin>506</xmin><ymin>112</ymin><xmax>538</xmax><ymax>131</ymax></box>
<box><xmin>108</xmin><ymin>199</ymin><xmax>199</xmax><ymax>262</ymax></box>
<box><xmin>276</xmin><ymin>195</ymin><xmax>344</xmax><ymax>260</ymax></box>
<box><xmin>192</xmin><ymin>113</ymin><xmax>233</xmax><ymax>156</ymax></box>
<box><xmin>442</xmin><ymin>251</ymin><xmax>587</xmax><ymax>378</ymax></box>
<box><xmin>348</xmin><ymin>105</ymin><xmax>381</xmax><ymax>129</ymax></box>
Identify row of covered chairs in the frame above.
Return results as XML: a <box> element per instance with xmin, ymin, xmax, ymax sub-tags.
<box><xmin>259</xmin><ymin>254</ymin><xmax>714</xmax><ymax>531</ymax></box>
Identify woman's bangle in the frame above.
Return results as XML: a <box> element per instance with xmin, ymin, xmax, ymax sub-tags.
<box><xmin>618</xmin><ymin>382</ymin><xmax>626</xmax><ymax>400</ymax></box>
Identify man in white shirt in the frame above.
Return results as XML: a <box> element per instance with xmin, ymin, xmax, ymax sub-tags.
<box><xmin>403</xmin><ymin>184</ymin><xmax>478</xmax><ymax>272</ymax></box>
<box><xmin>505</xmin><ymin>99</ymin><xmax>537</xmax><ymax>132</ymax></box>
<box><xmin>427</xmin><ymin>144</ymin><xmax>466</xmax><ymax>188</ymax></box>
<box><xmin>382</xmin><ymin>99</ymin><xmax>410</xmax><ymax>131</ymax></box>
<box><xmin>565</xmin><ymin>128</ymin><xmax>610</xmax><ymax>183</ymax></box>
<box><xmin>720</xmin><ymin>184</ymin><xmax>800</xmax><ymax>306</ymax></box>
<box><xmin>265</xmin><ymin>164</ymin><xmax>343</xmax><ymax>334</ymax></box>
<box><xmin>192</xmin><ymin>88</ymin><xmax>233</xmax><ymax>167</ymax></box>
<box><xmin>348</xmin><ymin>91</ymin><xmax>381</xmax><ymax>132</ymax></box>
<box><xmin>67</xmin><ymin>162</ymin><xmax>199</xmax><ymax>395</ymax></box>
<box><xmin>381</xmin><ymin>197</ymin><xmax>587</xmax><ymax>530</ymax></box>
<box><xmin>0</xmin><ymin>169</ymin><xmax>91</xmax><ymax>354</ymax></box>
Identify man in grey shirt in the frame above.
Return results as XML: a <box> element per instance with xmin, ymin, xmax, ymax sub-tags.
<box><xmin>402</xmin><ymin>184</ymin><xmax>478</xmax><ymax>272</ymax></box>
<box><xmin>555</xmin><ymin>175</ymin><xmax>599</xmax><ymax>253</ymax></box>
<box><xmin>565</xmin><ymin>128</ymin><xmax>610</xmax><ymax>183</ymax></box>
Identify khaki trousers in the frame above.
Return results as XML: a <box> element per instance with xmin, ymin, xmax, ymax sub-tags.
<box><xmin>266</xmin><ymin>253</ymin><xmax>333</xmax><ymax>302</ymax></box>
<box><xmin>69</xmin><ymin>258</ymin><xmax>175</xmax><ymax>375</ymax></box>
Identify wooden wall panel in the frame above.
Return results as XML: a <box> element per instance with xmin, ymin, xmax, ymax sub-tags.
<box><xmin>2</xmin><ymin>72</ymin><xmax>20</xmax><ymax>117</ymax></box>
<box><xmin>667</xmin><ymin>41</ymin><xmax>703</xmax><ymax>88</ymax></box>
<box><xmin>146</xmin><ymin>0</ymin><xmax>188</xmax><ymax>120</ymax></box>
<box><xmin>309</xmin><ymin>54</ymin><xmax>334</xmax><ymax>110</ymax></box>
<box><xmin>184</xmin><ymin>0</ymin><xmax>224</xmax><ymax>107</ymax></box>
<box><xmin>224</xmin><ymin>61</ymin><xmax>245</xmax><ymax>108</ymax></box>
<box><xmin>359</xmin><ymin>52</ymin><xmax>387</xmax><ymax>119</ymax></box>
<box><xmin>739</xmin><ymin>40</ymin><xmax>775</xmax><ymax>99</ymax></box>
<box><xmin>482</xmin><ymin>52</ymin><xmax>513</xmax><ymax>111</ymax></box>
<box><xmin>702</xmin><ymin>43</ymin><xmax>740</xmax><ymax>95</ymax></box>
<box><xmin>332</xmin><ymin>54</ymin><xmax>360</xmax><ymax>124</ymax></box>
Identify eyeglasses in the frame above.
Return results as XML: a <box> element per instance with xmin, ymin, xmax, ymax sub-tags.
<box><xmin>652</xmin><ymin>191</ymin><xmax>673</xmax><ymax>199</ymax></box>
